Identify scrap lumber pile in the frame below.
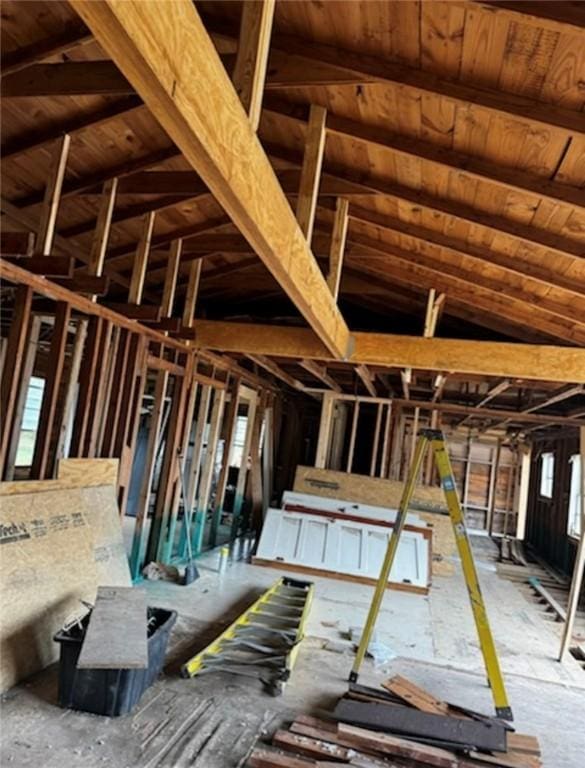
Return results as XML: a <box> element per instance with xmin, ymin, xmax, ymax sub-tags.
<box><xmin>247</xmin><ymin>675</ymin><xmax>541</xmax><ymax>768</ymax></box>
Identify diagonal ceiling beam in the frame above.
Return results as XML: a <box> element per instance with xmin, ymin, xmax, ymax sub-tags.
<box><xmin>70</xmin><ymin>0</ymin><xmax>350</xmax><ymax>359</ymax></box>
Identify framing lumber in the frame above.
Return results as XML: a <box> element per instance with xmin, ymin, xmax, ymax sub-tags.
<box><xmin>345</xmin><ymin>203</ymin><xmax>585</xmax><ymax>303</ymax></box>
<box><xmin>249</xmin><ymin>354</ymin><xmax>303</xmax><ymax>391</ymax></box>
<box><xmin>232</xmin><ymin>0</ymin><xmax>275</xmax><ymax>132</ymax></box>
<box><xmin>88</xmin><ymin>178</ymin><xmax>118</xmax><ymax>280</ymax></box>
<box><xmin>9</xmin><ymin>256</ymin><xmax>73</xmax><ymax>277</ymax></box>
<box><xmin>71</xmin><ymin>0</ymin><xmax>349</xmax><ymax>359</ymax></box>
<box><xmin>559</xmin><ymin>426</ymin><xmax>585</xmax><ymax>661</ymax></box>
<box><xmin>296</xmin><ymin>104</ymin><xmax>327</xmax><ymax>242</ymax></box>
<box><xmin>161</xmin><ymin>240</ymin><xmax>182</xmax><ymax>318</ymax></box>
<box><xmin>35</xmin><ymin>135</ymin><xmax>71</xmax><ymax>257</ymax></box>
<box><xmin>182</xmin><ymin>260</ymin><xmax>202</xmax><ymax>327</ymax></box>
<box><xmin>0</xmin><ymin>22</ymin><xmax>92</xmax><ymax>77</ymax></box>
<box><xmin>192</xmin><ymin>320</ymin><xmax>585</xmax><ymax>384</ymax></box>
<box><xmin>31</xmin><ymin>302</ymin><xmax>71</xmax><ymax>478</ymax></box>
<box><xmin>356</xmin><ymin>364</ymin><xmax>377</xmax><ymax>397</ymax></box>
<box><xmin>208</xmin><ymin>20</ymin><xmax>585</xmax><ymax>135</ymax></box>
<box><xmin>0</xmin><ymin>286</ymin><xmax>33</xmax><ymax>476</ymax></box>
<box><xmin>0</xmin><ymin>231</ymin><xmax>35</xmax><ymax>257</ymax></box>
<box><xmin>266</xmin><ymin>99</ymin><xmax>585</xmax><ymax>211</ymax></box>
<box><xmin>128</xmin><ymin>211</ymin><xmax>156</xmax><ymax>304</ymax></box>
<box><xmin>299</xmin><ymin>360</ymin><xmax>341</xmax><ymax>393</ymax></box>
<box><xmin>0</xmin><ymin>259</ymin><xmax>186</xmax><ymax>352</ymax></box>
<box><xmin>327</xmin><ymin>197</ymin><xmax>349</xmax><ymax>302</ymax></box>
<box><xmin>1</xmin><ymin>61</ymin><xmax>133</xmax><ymax>97</ymax></box>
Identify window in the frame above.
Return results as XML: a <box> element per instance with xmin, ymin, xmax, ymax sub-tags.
<box><xmin>230</xmin><ymin>416</ymin><xmax>248</xmax><ymax>468</ymax></box>
<box><xmin>539</xmin><ymin>452</ymin><xmax>555</xmax><ymax>499</ymax></box>
<box><xmin>15</xmin><ymin>376</ymin><xmax>45</xmax><ymax>466</ymax></box>
<box><xmin>567</xmin><ymin>454</ymin><xmax>583</xmax><ymax>539</ymax></box>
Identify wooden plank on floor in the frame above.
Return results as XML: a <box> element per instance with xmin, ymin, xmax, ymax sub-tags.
<box><xmin>333</xmin><ymin>700</ymin><xmax>507</xmax><ymax>752</ymax></box>
<box><xmin>382</xmin><ymin>674</ymin><xmax>449</xmax><ymax>715</ymax></box>
<box><xmin>77</xmin><ymin>586</ymin><xmax>147</xmax><ymax>669</ymax></box>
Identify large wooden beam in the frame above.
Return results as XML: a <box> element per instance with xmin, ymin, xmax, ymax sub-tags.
<box><xmin>192</xmin><ymin>320</ymin><xmax>585</xmax><ymax>384</ymax></box>
<box><xmin>71</xmin><ymin>0</ymin><xmax>349</xmax><ymax>359</ymax></box>
<box><xmin>232</xmin><ymin>0</ymin><xmax>275</xmax><ymax>131</ymax></box>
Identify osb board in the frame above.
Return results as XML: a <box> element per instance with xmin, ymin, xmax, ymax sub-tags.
<box><xmin>0</xmin><ymin>458</ymin><xmax>120</xmax><ymax>496</ymax></box>
<box><xmin>58</xmin><ymin>458</ymin><xmax>119</xmax><ymax>487</ymax></box>
<box><xmin>419</xmin><ymin>512</ymin><xmax>457</xmax><ymax>577</ymax></box>
<box><xmin>0</xmin><ymin>483</ymin><xmax>131</xmax><ymax>691</ymax></box>
<box><xmin>293</xmin><ymin>466</ymin><xmax>447</xmax><ymax>514</ymax></box>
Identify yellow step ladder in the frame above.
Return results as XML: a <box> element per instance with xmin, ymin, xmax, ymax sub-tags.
<box><xmin>349</xmin><ymin>429</ymin><xmax>513</xmax><ymax>721</ymax></box>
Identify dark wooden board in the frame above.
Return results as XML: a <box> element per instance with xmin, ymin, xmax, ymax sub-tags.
<box><xmin>333</xmin><ymin>699</ymin><xmax>507</xmax><ymax>753</ymax></box>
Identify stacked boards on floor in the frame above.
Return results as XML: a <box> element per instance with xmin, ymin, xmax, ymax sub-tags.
<box><xmin>0</xmin><ymin>459</ymin><xmax>131</xmax><ymax>691</ymax></box>
<box><xmin>247</xmin><ymin>674</ymin><xmax>542</xmax><ymax>768</ymax></box>
<box><xmin>253</xmin><ymin>491</ymin><xmax>431</xmax><ymax>593</ymax></box>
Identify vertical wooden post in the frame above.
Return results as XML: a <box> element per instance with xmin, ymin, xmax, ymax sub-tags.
<box><xmin>4</xmin><ymin>315</ymin><xmax>41</xmax><ymax>480</ymax></box>
<box><xmin>88</xmin><ymin>178</ymin><xmax>118</xmax><ymax>298</ymax></box>
<box><xmin>262</xmin><ymin>400</ymin><xmax>274</xmax><ymax>512</ymax></box>
<box><xmin>193</xmin><ymin>387</ymin><xmax>226</xmax><ymax>553</ymax></box>
<box><xmin>346</xmin><ymin>400</ymin><xmax>360</xmax><ymax>473</ymax></box>
<box><xmin>183</xmin><ymin>260</ymin><xmax>202</xmax><ymax>327</ymax></box>
<box><xmin>88</xmin><ymin>321</ymin><xmax>114</xmax><ymax>456</ymax></box>
<box><xmin>327</xmin><ymin>197</ymin><xmax>349</xmax><ymax>301</ymax></box>
<box><xmin>0</xmin><ymin>285</ymin><xmax>33</xmax><ymax>475</ymax></box>
<box><xmin>296</xmin><ymin>104</ymin><xmax>327</xmax><ymax>242</ymax></box>
<box><xmin>232</xmin><ymin>0</ymin><xmax>275</xmax><ymax>132</ymax></box>
<box><xmin>31</xmin><ymin>302</ymin><xmax>71</xmax><ymax>478</ymax></box>
<box><xmin>231</xmin><ymin>391</ymin><xmax>258</xmax><ymax>540</ymax></box>
<box><xmin>130</xmin><ymin>368</ymin><xmax>169</xmax><ymax>579</ymax></box>
<box><xmin>558</xmin><ymin>427</ymin><xmax>585</xmax><ymax>662</ymax></box>
<box><xmin>487</xmin><ymin>439</ymin><xmax>502</xmax><ymax>536</ymax></box>
<box><xmin>117</xmin><ymin>335</ymin><xmax>147</xmax><ymax>514</ymax></box>
<box><xmin>186</xmin><ymin>384</ymin><xmax>213</xmax><ymax>514</ymax></box>
<box><xmin>515</xmin><ymin>444</ymin><xmax>532</xmax><ymax>540</ymax></box>
<box><xmin>211</xmin><ymin>380</ymin><xmax>242</xmax><ymax>546</ymax></box>
<box><xmin>35</xmin><ymin>135</ymin><xmax>71</xmax><ymax>256</ymax></box>
<box><xmin>100</xmin><ymin>329</ymin><xmax>131</xmax><ymax>457</ymax></box>
<box><xmin>315</xmin><ymin>391</ymin><xmax>335</xmax><ymax>468</ymax></box>
<box><xmin>54</xmin><ymin>318</ymin><xmax>88</xmax><ymax>463</ymax></box>
<box><xmin>161</xmin><ymin>239</ymin><xmax>182</xmax><ymax>318</ymax></box>
<box><xmin>370</xmin><ymin>403</ymin><xmax>383</xmax><ymax>477</ymax></box>
<box><xmin>128</xmin><ymin>211</ymin><xmax>156</xmax><ymax>304</ymax></box>
<box><xmin>380</xmin><ymin>402</ymin><xmax>393</xmax><ymax>479</ymax></box>
<box><xmin>248</xmin><ymin>393</ymin><xmax>266</xmax><ymax>534</ymax></box>
<box><xmin>69</xmin><ymin>316</ymin><xmax>104</xmax><ymax>456</ymax></box>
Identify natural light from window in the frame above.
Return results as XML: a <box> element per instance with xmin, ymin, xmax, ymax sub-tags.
<box><xmin>539</xmin><ymin>452</ymin><xmax>555</xmax><ymax>499</ymax></box>
<box><xmin>567</xmin><ymin>454</ymin><xmax>583</xmax><ymax>539</ymax></box>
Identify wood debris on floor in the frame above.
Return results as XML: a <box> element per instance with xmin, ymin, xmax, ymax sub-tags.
<box><xmin>496</xmin><ymin>540</ymin><xmax>585</xmax><ymax>661</ymax></box>
<box><xmin>246</xmin><ymin>674</ymin><xmax>541</xmax><ymax>768</ymax></box>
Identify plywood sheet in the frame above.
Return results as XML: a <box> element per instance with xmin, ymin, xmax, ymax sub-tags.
<box><xmin>0</xmin><ymin>458</ymin><xmax>120</xmax><ymax>495</ymax></box>
<box><xmin>77</xmin><ymin>586</ymin><xmax>147</xmax><ymax>669</ymax></box>
<box><xmin>58</xmin><ymin>458</ymin><xmax>119</xmax><ymax>487</ymax></box>
<box><xmin>0</xmin><ymin>480</ymin><xmax>131</xmax><ymax>691</ymax></box>
<box><xmin>293</xmin><ymin>466</ymin><xmax>446</xmax><ymax>513</ymax></box>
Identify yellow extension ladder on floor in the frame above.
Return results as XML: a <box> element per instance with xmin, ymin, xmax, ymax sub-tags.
<box><xmin>349</xmin><ymin>429</ymin><xmax>513</xmax><ymax>721</ymax></box>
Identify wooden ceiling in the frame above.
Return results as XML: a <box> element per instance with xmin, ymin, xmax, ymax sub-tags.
<box><xmin>1</xmin><ymin>2</ymin><xmax>584</xmax><ymax>352</ymax></box>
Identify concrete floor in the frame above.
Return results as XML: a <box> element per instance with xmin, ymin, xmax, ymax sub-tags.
<box><xmin>2</xmin><ymin>537</ymin><xmax>584</xmax><ymax>768</ymax></box>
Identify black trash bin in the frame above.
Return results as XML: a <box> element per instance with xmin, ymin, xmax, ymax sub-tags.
<box><xmin>54</xmin><ymin>607</ymin><xmax>177</xmax><ymax>717</ymax></box>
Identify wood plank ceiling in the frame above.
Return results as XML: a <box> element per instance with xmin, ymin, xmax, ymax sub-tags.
<box><xmin>1</xmin><ymin>1</ymin><xmax>584</xmax><ymax>414</ymax></box>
